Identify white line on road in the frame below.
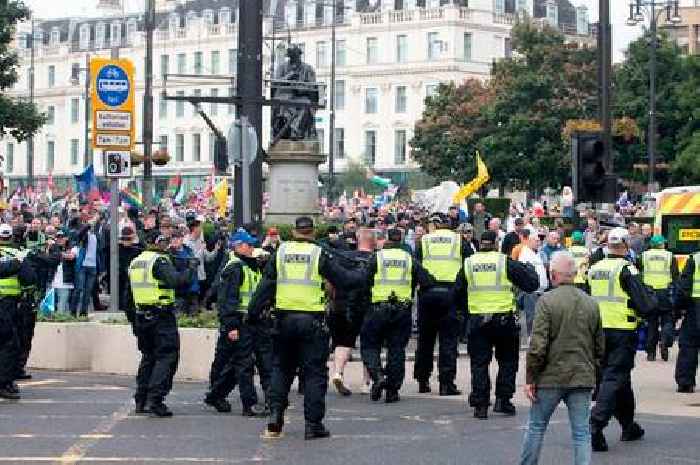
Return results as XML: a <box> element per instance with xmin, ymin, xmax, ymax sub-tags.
<box><xmin>0</xmin><ymin>457</ymin><xmax>270</xmax><ymax>463</ymax></box>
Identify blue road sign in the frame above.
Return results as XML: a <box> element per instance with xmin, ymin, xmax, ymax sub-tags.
<box><xmin>96</xmin><ymin>64</ymin><xmax>130</xmax><ymax>107</ymax></box>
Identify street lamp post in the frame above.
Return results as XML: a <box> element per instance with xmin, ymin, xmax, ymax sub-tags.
<box><xmin>626</xmin><ymin>0</ymin><xmax>681</xmax><ymax>193</ymax></box>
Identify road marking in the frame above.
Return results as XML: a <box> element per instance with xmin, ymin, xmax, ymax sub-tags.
<box><xmin>30</xmin><ymin>386</ymin><xmax>128</xmax><ymax>391</ymax></box>
<box><xmin>0</xmin><ymin>458</ymin><xmax>267</xmax><ymax>463</ymax></box>
<box><xmin>17</xmin><ymin>379</ymin><xmax>66</xmax><ymax>387</ymax></box>
<box><xmin>57</xmin><ymin>400</ymin><xmax>132</xmax><ymax>465</ymax></box>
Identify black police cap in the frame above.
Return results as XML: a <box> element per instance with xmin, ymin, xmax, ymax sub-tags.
<box><xmin>295</xmin><ymin>216</ymin><xmax>314</xmax><ymax>230</ymax></box>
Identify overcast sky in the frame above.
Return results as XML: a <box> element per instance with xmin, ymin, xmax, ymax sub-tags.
<box><xmin>24</xmin><ymin>0</ymin><xmax>698</xmax><ymax>62</ymax></box>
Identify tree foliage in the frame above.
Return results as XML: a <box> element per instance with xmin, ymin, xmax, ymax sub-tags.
<box><xmin>0</xmin><ymin>1</ymin><xmax>45</xmax><ymax>142</ymax></box>
<box><xmin>411</xmin><ymin>20</ymin><xmax>598</xmax><ymax>191</ymax></box>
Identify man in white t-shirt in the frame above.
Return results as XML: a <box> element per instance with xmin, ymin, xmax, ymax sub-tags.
<box><xmin>518</xmin><ymin>232</ymin><xmax>549</xmax><ymax>336</ymax></box>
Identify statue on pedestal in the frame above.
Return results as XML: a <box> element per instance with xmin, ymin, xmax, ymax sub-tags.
<box><xmin>271</xmin><ymin>46</ymin><xmax>318</xmax><ymax>142</ymax></box>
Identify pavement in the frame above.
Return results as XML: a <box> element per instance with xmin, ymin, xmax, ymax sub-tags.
<box><xmin>1</xmin><ymin>349</ymin><xmax>699</xmax><ymax>465</ymax></box>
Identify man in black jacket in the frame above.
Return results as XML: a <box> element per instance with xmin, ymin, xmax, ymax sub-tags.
<box><xmin>675</xmin><ymin>252</ymin><xmax>700</xmax><ymax>394</ymax></box>
<box><xmin>205</xmin><ymin>230</ymin><xmax>267</xmax><ymax>416</ymax></box>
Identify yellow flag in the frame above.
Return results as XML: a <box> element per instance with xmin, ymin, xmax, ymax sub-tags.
<box><xmin>452</xmin><ymin>152</ymin><xmax>490</xmax><ymax>204</ymax></box>
<box><xmin>213</xmin><ymin>179</ymin><xmax>228</xmax><ymax>216</ymax></box>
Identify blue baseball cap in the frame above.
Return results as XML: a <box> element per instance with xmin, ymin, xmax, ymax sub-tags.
<box><xmin>230</xmin><ymin>228</ymin><xmax>257</xmax><ymax>247</ymax></box>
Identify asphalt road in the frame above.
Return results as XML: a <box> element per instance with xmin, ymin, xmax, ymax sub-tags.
<box><xmin>1</xmin><ymin>356</ymin><xmax>699</xmax><ymax>465</ymax></box>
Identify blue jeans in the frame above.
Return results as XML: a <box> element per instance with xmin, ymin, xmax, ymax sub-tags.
<box><xmin>519</xmin><ymin>387</ymin><xmax>592</xmax><ymax>465</ymax></box>
<box><xmin>55</xmin><ymin>288</ymin><xmax>72</xmax><ymax>315</ymax></box>
<box><xmin>71</xmin><ymin>266</ymin><xmax>96</xmax><ymax>316</ymax></box>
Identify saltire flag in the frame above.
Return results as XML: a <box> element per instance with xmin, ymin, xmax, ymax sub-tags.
<box><xmin>452</xmin><ymin>152</ymin><xmax>490</xmax><ymax>204</ymax></box>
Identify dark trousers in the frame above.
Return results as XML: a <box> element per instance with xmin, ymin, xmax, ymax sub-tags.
<box><xmin>467</xmin><ymin>314</ymin><xmax>519</xmax><ymax>406</ymax></box>
<box><xmin>646</xmin><ymin>313</ymin><xmax>674</xmax><ymax>354</ymax></box>
<box><xmin>15</xmin><ymin>306</ymin><xmax>36</xmax><ymax>376</ymax></box>
<box><xmin>675</xmin><ymin>316</ymin><xmax>699</xmax><ymax>388</ymax></box>
<box><xmin>207</xmin><ymin>324</ymin><xmax>257</xmax><ymax>408</ymax></box>
<box><xmin>591</xmin><ymin>330</ymin><xmax>637</xmax><ymax>433</ymax></box>
<box><xmin>413</xmin><ymin>289</ymin><xmax>458</xmax><ymax>384</ymax></box>
<box><xmin>133</xmin><ymin>310</ymin><xmax>180</xmax><ymax>405</ymax></box>
<box><xmin>360</xmin><ymin>302</ymin><xmax>413</xmax><ymax>391</ymax></box>
<box><xmin>250</xmin><ymin>320</ymin><xmax>273</xmax><ymax>397</ymax></box>
<box><xmin>0</xmin><ymin>300</ymin><xmax>20</xmax><ymax>387</ymax></box>
<box><xmin>269</xmin><ymin>313</ymin><xmax>329</xmax><ymax>425</ymax></box>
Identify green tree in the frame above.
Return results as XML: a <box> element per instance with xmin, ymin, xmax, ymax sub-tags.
<box><xmin>612</xmin><ymin>32</ymin><xmax>687</xmax><ymax>182</ymax></box>
<box><xmin>0</xmin><ymin>1</ymin><xmax>45</xmax><ymax>142</ymax></box>
<box><xmin>671</xmin><ymin>131</ymin><xmax>700</xmax><ymax>185</ymax></box>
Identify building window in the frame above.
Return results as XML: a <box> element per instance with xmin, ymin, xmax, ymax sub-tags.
<box><xmin>317</xmin><ymin>128</ymin><xmax>325</xmax><ymax>155</ymax></box>
<box><xmin>47</xmin><ymin>141</ymin><xmax>55</xmax><ymax>171</ymax></box>
<box><xmin>396</xmin><ymin>34</ymin><xmax>408</xmax><ymax>63</ymax></box>
<box><xmin>96</xmin><ymin>22</ymin><xmax>105</xmax><ymax>48</ymax></box>
<box><xmin>364</xmin><ymin>130</ymin><xmax>377</xmax><ymax>166</ymax></box>
<box><xmin>194</xmin><ymin>52</ymin><xmax>203</xmax><ymax>74</ymax></box>
<box><xmin>176</xmin><ymin>91</ymin><xmax>185</xmax><ymax>117</ymax></box>
<box><xmin>169</xmin><ymin>13</ymin><xmax>180</xmax><ymax>32</ymax></box>
<box><xmin>159</xmin><ymin>135</ymin><xmax>169</xmax><ymax>154</ymax></box>
<box><xmin>210</xmin><ymin>88</ymin><xmax>219</xmax><ymax>115</ymax></box>
<box><xmin>192</xmin><ymin>133</ymin><xmax>201</xmax><ymax>162</ymax></box>
<box><xmin>70</xmin><ymin>139</ymin><xmax>79</xmax><ymax>165</ymax></box>
<box><xmin>71</xmin><ymin>98</ymin><xmax>79</xmax><ymax>123</ymax></box>
<box><xmin>504</xmin><ymin>37</ymin><xmax>512</xmax><ymax>58</ymax></box>
<box><xmin>334</xmin><ymin>80</ymin><xmax>345</xmax><ymax>110</ymax></box>
<box><xmin>127</xmin><ymin>19</ymin><xmax>137</xmax><ymax>43</ymax></box>
<box><xmin>50</xmin><ymin>28</ymin><xmax>60</xmax><ymax>46</ymax></box>
<box><xmin>175</xmin><ymin>134</ymin><xmax>184</xmax><ymax>162</ymax></box>
<box><xmin>177</xmin><ymin>53</ymin><xmax>186</xmax><ymax>74</ymax></box>
<box><xmin>365</xmin><ymin>88</ymin><xmax>378</xmax><ymax>114</ymax></box>
<box><xmin>80</xmin><ymin>24</ymin><xmax>90</xmax><ymax>49</ymax></box>
<box><xmin>48</xmin><ymin>65</ymin><xmax>55</xmax><ymax>88</ymax></box>
<box><xmin>366</xmin><ymin>37</ymin><xmax>378</xmax><ymax>64</ymax></box>
<box><xmin>228</xmin><ymin>48</ymin><xmax>237</xmax><ymax>74</ymax></box>
<box><xmin>228</xmin><ymin>86</ymin><xmax>235</xmax><ymax>114</ymax></box>
<box><xmin>160</xmin><ymin>54</ymin><xmax>169</xmax><ymax>77</ymax></box>
<box><xmin>203</xmin><ymin>9</ymin><xmax>214</xmax><ymax>25</ymax></box>
<box><xmin>111</xmin><ymin>22</ymin><xmax>122</xmax><ymax>46</ymax></box>
<box><xmin>427</xmin><ymin>32</ymin><xmax>441</xmax><ymax>60</ymax></box>
<box><xmin>336</xmin><ymin>40</ymin><xmax>346</xmax><ymax>66</ymax></box>
<box><xmin>5</xmin><ymin>143</ymin><xmax>13</xmax><ymax>173</ymax></box>
<box><xmin>395</xmin><ymin>86</ymin><xmax>407</xmax><ymax>113</ymax></box>
<box><xmin>47</xmin><ymin>106</ymin><xmax>55</xmax><ymax>125</ymax></box>
<box><xmin>159</xmin><ymin>94</ymin><xmax>168</xmax><ymax>119</ymax></box>
<box><xmin>211</xmin><ymin>50</ymin><xmax>220</xmax><ymax>74</ymax></box>
<box><xmin>495</xmin><ymin>0</ymin><xmax>505</xmax><ymax>15</ymax></box>
<box><xmin>316</xmin><ymin>41</ymin><xmax>329</xmax><ymax>67</ymax></box>
<box><xmin>426</xmin><ymin>84</ymin><xmax>438</xmax><ymax>98</ymax></box>
<box><xmin>394</xmin><ymin>129</ymin><xmax>407</xmax><ymax>165</ymax></box>
<box><xmin>220</xmin><ymin>7</ymin><xmax>232</xmax><ymax>25</ymax></box>
<box><xmin>334</xmin><ymin>128</ymin><xmax>345</xmax><ymax>159</ymax></box>
<box><xmin>463</xmin><ymin>33</ymin><xmax>472</xmax><ymax>61</ymax></box>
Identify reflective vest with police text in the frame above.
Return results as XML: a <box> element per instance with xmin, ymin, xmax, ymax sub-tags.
<box><xmin>128</xmin><ymin>251</ymin><xmax>175</xmax><ymax>307</ymax></box>
<box><xmin>421</xmin><ymin>229</ymin><xmax>461</xmax><ymax>283</ymax></box>
<box><xmin>641</xmin><ymin>249</ymin><xmax>673</xmax><ymax>290</ymax></box>
<box><xmin>275</xmin><ymin>242</ymin><xmax>325</xmax><ymax>312</ymax></box>
<box><xmin>463</xmin><ymin>251</ymin><xmax>514</xmax><ymax>314</ymax></box>
<box><xmin>588</xmin><ymin>258</ymin><xmax>637</xmax><ymax>330</ymax></box>
<box><xmin>225</xmin><ymin>253</ymin><xmax>261</xmax><ymax>312</ymax></box>
<box><xmin>372</xmin><ymin>248</ymin><xmax>412</xmax><ymax>303</ymax></box>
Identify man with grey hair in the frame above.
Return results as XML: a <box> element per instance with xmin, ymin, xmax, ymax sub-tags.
<box><xmin>519</xmin><ymin>251</ymin><xmax>604</xmax><ymax>465</ymax></box>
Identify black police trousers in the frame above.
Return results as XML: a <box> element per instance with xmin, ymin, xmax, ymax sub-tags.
<box><xmin>467</xmin><ymin>314</ymin><xmax>520</xmax><ymax>406</ymax></box>
<box><xmin>675</xmin><ymin>314</ymin><xmax>699</xmax><ymax>388</ymax></box>
<box><xmin>413</xmin><ymin>288</ymin><xmax>458</xmax><ymax>384</ymax></box>
<box><xmin>360</xmin><ymin>302</ymin><xmax>412</xmax><ymax>391</ymax></box>
<box><xmin>133</xmin><ymin>309</ymin><xmax>180</xmax><ymax>405</ymax></box>
<box><xmin>15</xmin><ymin>304</ymin><xmax>37</xmax><ymax>376</ymax></box>
<box><xmin>207</xmin><ymin>323</ymin><xmax>257</xmax><ymax>408</ymax></box>
<box><xmin>0</xmin><ymin>298</ymin><xmax>20</xmax><ymax>387</ymax></box>
<box><xmin>591</xmin><ymin>330</ymin><xmax>637</xmax><ymax>433</ymax></box>
<box><xmin>269</xmin><ymin>313</ymin><xmax>329</xmax><ymax>425</ymax></box>
<box><xmin>251</xmin><ymin>320</ymin><xmax>273</xmax><ymax>397</ymax></box>
<box><xmin>646</xmin><ymin>313</ymin><xmax>674</xmax><ymax>354</ymax></box>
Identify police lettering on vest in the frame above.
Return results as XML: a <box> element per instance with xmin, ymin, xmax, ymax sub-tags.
<box><xmin>128</xmin><ymin>251</ymin><xmax>175</xmax><ymax>307</ymax></box>
<box><xmin>372</xmin><ymin>248</ymin><xmax>412</xmax><ymax>304</ymax></box>
<box><xmin>421</xmin><ymin>229</ymin><xmax>461</xmax><ymax>283</ymax></box>
<box><xmin>275</xmin><ymin>242</ymin><xmax>325</xmax><ymax>312</ymax></box>
<box><xmin>463</xmin><ymin>251</ymin><xmax>514</xmax><ymax>314</ymax></box>
<box><xmin>641</xmin><ymin>249</ymin><xmax>673</xmax><ymax>290</ymax></box>
<box><xmin>588</xmin><ymin>258</ymin><xmax>637</xmax><ymax>330</ymax></box>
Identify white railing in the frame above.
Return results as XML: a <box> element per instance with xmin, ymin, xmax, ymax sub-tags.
<box><xmin>207</xmin><ymin>24</ymin><xmax>220</xmax><ymax>35</ymax></box>
<box><xmin>459</xmin><ymin>7</ymin><xmax>473</xmax><ymax>21</ymax></box>
<box><xmin>389</xmin><ymin>9</ymin><xmax>415</xmax><ymax>23</ymax></box>
<box><xmin>360</xmin><ymin>11</ymin><xmax>383</xmax><ymax>25</ymax></box>
<box><xmin>175</xmin><ymin>27</ymin><xmax>187</xmax><ymax>39</ymax></box>
<box><xmin>224</xmin><ymin>23</ymin><xmax>236</xmax><ymax>35</ymax></box>
<box><xmin>493</xmin><ymin>13</ymin><xmax>516</xmax><ymax>24</ymax></box>
<box><xmin>419</xmin><ymin>8</ymin><xmax>444</xmax><ymax>21</ymax></box>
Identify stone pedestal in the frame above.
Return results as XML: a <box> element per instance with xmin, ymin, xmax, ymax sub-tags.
<box><xmin>265</xmin><ymin>139</ymin><xmax>325</xmax><ymax>225</ymax></box>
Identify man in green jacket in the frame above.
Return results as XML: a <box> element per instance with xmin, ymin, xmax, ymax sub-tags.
<box><xmin>519</xmin><ymin>251</ymin><xmax>605</xmax><ymax>465</ymax></box>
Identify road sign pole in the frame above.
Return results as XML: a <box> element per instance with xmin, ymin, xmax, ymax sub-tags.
<box><xmin>109</xmin><ymin>48</ymin><xmax>120</xmax><ymax>314</ymax></box>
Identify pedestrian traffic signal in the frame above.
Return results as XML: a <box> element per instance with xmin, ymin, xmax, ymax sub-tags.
<box><xmin>213</xmin><ymin>137</ymin><xmax>228</xmax><ymax>175</ymax></box>
<box><xmin>571</xmin><ymin>132</ymin><xmax>616</xmax><ymax>203</ymax></box>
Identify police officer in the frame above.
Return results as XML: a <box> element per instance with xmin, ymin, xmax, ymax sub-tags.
<box><xmin>0</xmin><ymin>224</ymin><xmax>26</xmax><ymax>399</ymax></box>
<box><xmin>569</xmin><ymin>231</ymin><xmax>590</xmax><ymax>292</ymax></box>
<box><xmin>587</xmin><ymin>228</ymin><xmax>657</xmax><ymax>452</ymax></box>
<box><xmin>414</xmin><ymin>215</ymin><xmax>466</xmax><ymax>395</ymax></box>
<box><xmin>455</xmin><ymin>230</ymin><xmax>539</xmax><ymax>419</ymax></box>
<box><xmin>248</xmin><ymin>216</ymin><xmax>367</xmax><ymax>440</ymax></box>
<box><xmin>205</xmin><ymin>229</ymin><xmax>267</xmax><ymax>416</ymax></box>
<box><xmin>674</xmin><ymin>250</ymin><xmax>700</xmax><ymax>393</ymax></box>
<box><xmin>639</xmin><ymin>234</ymin><xmax>677</xmax><ymax>362</ymax></box>
<box><xmin>361</xmin><ymin>228</ymin><xmax>434</xmax><ymax>403</ymax></box>
<box><xmin>128</xmin><ymin>235</ymin><xmax>195</xmax><ymax>418</ymax></box>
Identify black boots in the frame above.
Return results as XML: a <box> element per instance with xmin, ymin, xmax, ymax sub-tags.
<box><xmin>646</xmin><ymin>352</ymin><xmax>656</xmax><ymax>362</ymax></box>
<box><xmin>204</xmin><ymin>397</ymin><xmax>232</xmax><ymax>413</ymax></box>
<box><xmin>0</xmin><ymin>384</ymin><xmax>20</xmax><ymax>400</ymax></box>
<box><xmin>134</xmin><ymin>398</ymin><xmax>149</xmax><ymax>415</ymax></box>
<box><xmin>242</xmin><ymin>404</ymin><xmax>267</xmax><ymax>417</ymax></box>
<box><xmin>305</xmin><ymin>422</ymin><xmax>331</xmax><ymax>440</ymax></box>
<box><xmin>439</xmin><ymin>383</ymin><xmax>461</xmax><ymax>396</ymax></box>
<box><xmin>591</xmin><ymin>430</ymin><xmax>608</xmax><ymax>452</ymax></box>
<box><xmin>149</xmin><ymin>402</ymin><xmax>173</xmax><ymax>418</ymax></box>
<box><xmin>263</xmin><ymin>409</ymin><xmax>285</xmax><ymax>439</ymax></box>
<box><xmin>474</xmin><ymin>406</ymin><xmax>488</xmax><ymax>420</ymax></box>
<box><xmin>418</xmin><ymin>380</ymin><xmax>431</xmax><ymax>393</ymax></box>
<box><xmin>677</xmin><ymin>385</ymin><xmax>695</xmax><ymax>393</ymax></box>
<box><xmin>660</xmin><ymin>344</ymin><xmax>669</xmax><ymax>361</ymax></box>
<box><xmin>371</xmin><ymin>379</ymin><xmax>385</xmax><ymax>402</ymax></box>
<box><xmin>493</xmin><ymin>398</ymin><xmax>516</xmax><ymax>416</ymax></box>
<box><xmin>620</xmin><ymin>423</ymin><xmax>645</xmax><ymax>442</ymax></box>
<box><xmin>385</xmin><ymin>389</ymin><xmax>400</xmax><ymax>404</ymax></box>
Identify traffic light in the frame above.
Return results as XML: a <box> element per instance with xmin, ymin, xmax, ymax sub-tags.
<box><xmin>213</xmin><ymin>137</ymin><xmax>228</xmax><ymax>175</ymax></box>
<box><xmin>571</xmin><ymin>132</ymin><xmax>616</xmax><ymax>203</ymax></box>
